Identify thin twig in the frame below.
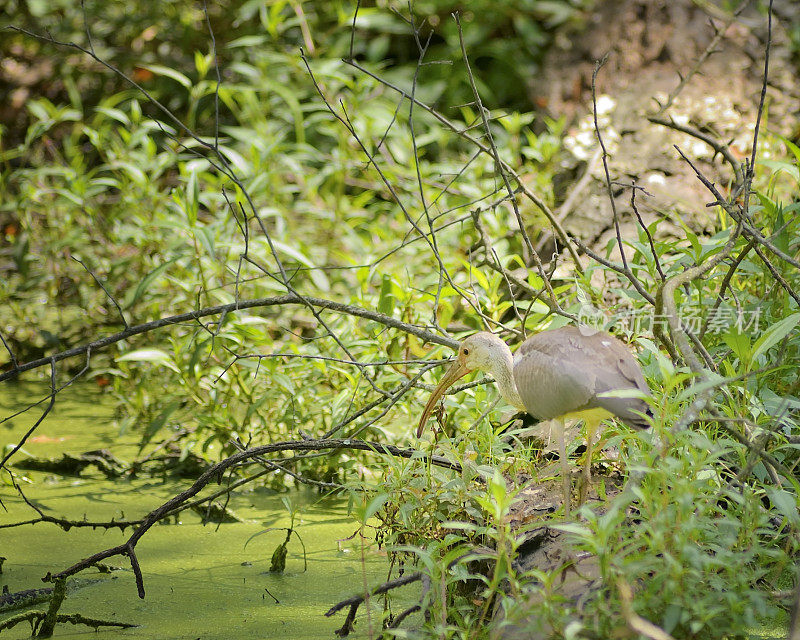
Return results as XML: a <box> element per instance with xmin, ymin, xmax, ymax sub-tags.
<box><xmin>744</xmin><ymin>0</ymin><xmax>772</xmax><ymax>210</ymax></box>
<box><xmin>628</xmin><ymin>181</ymin><xmax>665</xmax><ymax>280</ymax></box>
<box><xmin>647</xmin><ymin>115</ymin><xmax>743</xmax><ymax>186</ymax></box>
<box><xmin>347</xmin><ymin>0</ymin><xmax>362</xmax><ymax>61</ymax></box>
<box><xmin>654</xmin><ymin>0</ymin><xmax>750</xmax><ymax>114</ymax></box>
<box><xmin>71</xmin><ymin>257</ymin><xmax>128</xmax><ymax>329</ymax></box>
<box><xmin>0</xmin><ymin>359</ymin><xmax>57</xmax><ymax>473</ymax></box>
<box><xmin>325</xmin><ymin>571</ymin><xmax>422</xmax><ymax>616</ymax></box>
<box><xmin>0</xmin><ymin>329</ymin><xmax>19</xmax><ymax>373</ymax></box>
<box><xmin>454</xmin><ymin>13</ymin><xmax>572</xmax><ymax>319</ymax></box>
<box><xmin>201</xmin><ymin>0</ymin><xmax>221</xmax><ymax>152</ymax></box>
<box><xmin>342</xmin><ymin>58</ymin><xmax>583</xmax><ymax>270</ymax></box>
<box><xmin>591</xmin><ymin>55</ymin><xmax>655</xmax><ymax>308</ymax></box>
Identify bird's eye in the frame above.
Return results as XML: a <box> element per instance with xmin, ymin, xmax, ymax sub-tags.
<box><xmin>463</xmin><ymin>348</ymin><xmax>470</xmax><ymax>356</ymax></box>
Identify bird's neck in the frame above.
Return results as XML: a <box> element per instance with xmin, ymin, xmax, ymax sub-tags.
<box><xmin>489</xmin><ymin>348</ymin><xmax>526</xmax><ymax>412</ymax></box>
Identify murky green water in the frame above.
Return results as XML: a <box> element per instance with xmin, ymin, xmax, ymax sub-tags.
<box><xmin>1</xmin><ymin>383</ymin><xmax>409</xmax><ymax>639</ymax></box>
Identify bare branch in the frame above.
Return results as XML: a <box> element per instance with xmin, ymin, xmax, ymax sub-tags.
<box><xmin>49</xmin><ymin>439</ymin><xmax>461</xmax><ymax>596</ymax></box>
<box><xmin>591</xmin><ymin>55</ymin><xmax>655</xmax><ymax>306</ymax></box>
<box><xmin>0</xmin><ymin>295</ymin><xmax>458</xmax><ymax>385</ymax></box>
<box><xmin>647</xmin><ymin>115</ymin><xmax>743</xmax><ymax>186</ymax></box>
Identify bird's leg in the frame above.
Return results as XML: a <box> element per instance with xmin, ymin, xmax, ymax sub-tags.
<box><xmin>556</xmin><ymin>419</ymin><xmax>571</xmax><ymax>516</ymax></box>
<box><xmin>578</xmin><ymin>419</ymin><xmax>599</xmax><ymax>506</ymax></box>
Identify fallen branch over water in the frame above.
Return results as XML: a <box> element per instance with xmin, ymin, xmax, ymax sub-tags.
<box><xmin>43</xmin><ymin>439</ymin><xmax>461</xmax><ymax>600</ymax></box>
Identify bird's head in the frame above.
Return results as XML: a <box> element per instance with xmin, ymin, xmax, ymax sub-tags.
<box><xmin>416</xmin><ymin>332</ymin><xmax>508</xmax><ymax>437</ymax></box>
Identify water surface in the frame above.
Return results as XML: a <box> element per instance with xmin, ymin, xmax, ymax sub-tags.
<box><xmin>1</xmin><ymin>383</ymin><xmax>407</xmax><ymax>639</ymax></box>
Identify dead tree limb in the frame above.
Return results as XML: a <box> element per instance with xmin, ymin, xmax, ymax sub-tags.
<box><xmin>0</xmin><ymin>295</ymin><xmax>458</xmax><ymax>384</ymax></box>
<box><xmin>45</xmin><ymin>439</ymin><xmax>461</xmax><ymax>599</ymax></box>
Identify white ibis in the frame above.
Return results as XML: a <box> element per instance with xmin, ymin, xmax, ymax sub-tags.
<box><xmin>416</xmin><ymin>327</ymin><xmax>651</xmax><ymax>513</ymax></box>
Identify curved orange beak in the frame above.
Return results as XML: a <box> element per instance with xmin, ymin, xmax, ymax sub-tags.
<box><xmin>416</xmin><ymin>359</ymin><xmax>470</xmax><ymax>437</ymax></box>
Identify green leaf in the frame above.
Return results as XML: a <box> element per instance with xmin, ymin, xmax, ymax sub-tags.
<box><xmin>111</xmin><ymin>160</ymin><xmax>147</xmax><ymax>186</ymax></box>
<box><xmin>675</xmin><ymin>372</ymin><xmax>733</xmax><ymax>403</ymax></box>
<box><xmin>362</xmin><ymin>493</ymin><xmax>389</xmax><ymax>522</ymax></box>
<box><xmin>196</xmin><ymin>226</ymin><xmax>216</xmax><ymax>258</ymax></box>
<box><xmin>117</xmin><ymin>349</ymin><xmax>180</xmax><ymax>373</ymax></box>
<box><xmin>271</xmin><ymin>372</ymin><xmax>296</xmax><ymax>396</ymax></box>
<box><xmin>662</xmin><ymin>604</ymin><xmax>682</xmax><ymax>634</ymax></box>
<box><xmin>27</xmin><ymin>100</ymin><xmax>51</xmax><ymax>122</ymax></box>
<box><xmin>271</xmin><ymin>240</ymin><xmax>329</xmax><ymax>292</ymax></box>
<box><xmin>597</xmin><ymin>388</ymin><xmax>649</xmax><ymax>401</ymax></box>
<box><xmin>722</xmin><ymin>330</ymin><xmax>751</xmax><ymax>365</ymax></box>
<box><xmin>638</xmin><ymin>337</ymin><xmax>674</xmax><ymax>377</ymax></box>
<box><xmin>141</xmin><ymin>401</ymin><xmax>182</xmax><ymax>445</ymax></box>
<box><xmin>226</xmin><ymin>35</ymin><xmax>269</xmax><ymax>49</ymax></box>
<box><xmin>437</xmin><ymin>299</ymin><xmax>454</xmax><ymax>328</ymax></box>
<box><xmin>140</xmin><ymin>64</ymin><xmax>192</xmax><ymax>89</ymax></box>
<box><xmin>440</xmin><ymin>521</ymin><xmax>481</xmax><ymax>532</ymax></box>
<box><xmin>377</xmin><ymin>275</ymin><xmax>395</xmax><ymax>316</ymax></box>
<box><xmin>765</xmin><ymin>487</ymin><xmax>800</xmax><ymax>526</ymax></box>
<box><xmin>94</xmin><ymin>107</ymin><xmax>131</xmax><ymax>126</ymax></box>
<box><xmin>185</xmin><ymin>169</ymin><xmax>199</xmax><ymax>226</ymax></box>
<box><xmin>194</xmin><ymin>51</ymin><xmax>210</xmax><ymax>78</ymax></box>
<box><xmin>552</xmin><ymin>522</ymin><xmax>592</xmax><ymax>537</ymax></box>
<box><xmin>750</xmin><ymin>312</ymin><xmax>800</xmax><ymax>362</ymax></box>
<box><xmin>781</xmin><ymin>136</ymin><xmax>800</xmax><ymax>169</ymax></box>
<box><xmin>263</xmin><ymin>77</ymin><xmax>305</xmax><ymax>145</ymax></box>
<box><xmin>217</xmin><ymin>144</ymin><xmax>250</xmax><ymax>173</ymax></box>
<box><xmin>683</xmin><ymin>223</ymin><xmax>701</xmax><ymax>259</ymax></box>
<box><xmin>489</xmin><ymin>470</ymin><xmax>506</xmax><ymax>505</ymax></box>
<box><xmin>124</xmin><ymin>257</ymin><xmax>181</xmax><ymax>309</ymax></box>
<box><xmin>772</xmin><ymin>204</ymin><xmax>791</xmax><ymax>254</ymax></box>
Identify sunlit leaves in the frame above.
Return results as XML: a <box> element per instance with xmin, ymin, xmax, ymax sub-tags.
<box><xmin>117</xmin><ymin>348</ymin><xmax>181</xmax><ymax>373</ymax></box>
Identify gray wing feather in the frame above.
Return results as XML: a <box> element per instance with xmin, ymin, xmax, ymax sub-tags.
<box><xmin>513</xmin><ymin>347</ymin><xmax>594</xmax><ymax>420</ymax></box>
<box><xmin>513</xmin><ymin>326</ymin><xmax>651</xmax><ymax>428</ymax></box>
